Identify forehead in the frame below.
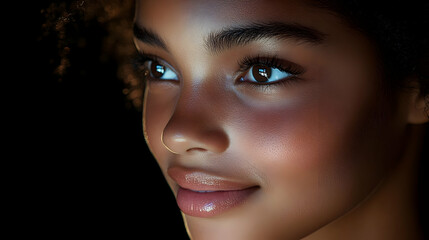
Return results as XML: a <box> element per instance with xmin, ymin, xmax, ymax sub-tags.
<box><xmin>136</xmin><ymin>0</ymin><xmax>311</xmax><ymax>21</ymax></box>
<box><xmin>134</xmin><ymin>0</ymin><xmax>338</xmax><ymax>40</ymax></box>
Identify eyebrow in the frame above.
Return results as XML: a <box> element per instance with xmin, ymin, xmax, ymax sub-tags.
<box><xmin>133</xmin><ymin>23</ymin><xmax>168</xmax><ymax>51</ymax></box>
<box><xmin>133</xmin><ymin>21</ymin><xmax>326</xmax><ymax>54</ymax></box>
<box><xmin>205</xmin><ymin>22</ymin><xmax>326</xmax><ymax>53</ymax></box>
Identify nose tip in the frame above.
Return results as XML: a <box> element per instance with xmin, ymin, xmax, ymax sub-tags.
<box><xmin>162</xmin><ymin>127</ymin><xmax>229</xmax><ymax>155</ymax></box>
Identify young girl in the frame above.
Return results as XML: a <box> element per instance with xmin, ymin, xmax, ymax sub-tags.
<box><xmin>133</xmin><ymin>0</ymin><xmax>428</xmax><ymax>239</ymax></box>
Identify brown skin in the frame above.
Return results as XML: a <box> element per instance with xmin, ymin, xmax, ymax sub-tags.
<box><xmin>134</xmin><ymin>0</ymin><xmax>428</xmax><ymax>239</ymax></box>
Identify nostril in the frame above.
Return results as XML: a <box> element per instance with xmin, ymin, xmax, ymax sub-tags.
<box><xmin>186</xmin><ymin>147</ymin><xmax>208</xmax><ymax>153</ymax></box>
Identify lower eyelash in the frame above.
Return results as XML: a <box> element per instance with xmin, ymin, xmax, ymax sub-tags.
<box><xmin>245</xmin><ymin>76</ymin><xmax>301</xmax><ymax>91</ymax></box>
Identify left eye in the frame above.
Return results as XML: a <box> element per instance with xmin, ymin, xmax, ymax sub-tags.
<box><xmin>240</xmin><ymin>64</ymin><xmax>292</xmax><ymax>84</ymax></box>
<box><xmin>144</xmin><ymin>60</ymin><xmax>178</xmax><ymax>81</ymax></box>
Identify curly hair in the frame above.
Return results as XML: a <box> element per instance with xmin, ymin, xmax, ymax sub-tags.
<box><xmin>41</xmin><ymin>0</ymin><xmax>140</xmax><ymax>108</ymax></box>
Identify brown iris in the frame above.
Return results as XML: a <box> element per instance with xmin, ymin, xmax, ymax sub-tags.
<box><xmin>252</xmin><ymin>65</ymin><xmax>272</xmax><ymax>82</ymax></box>
<box><xmin>150</xmin><ymin>61</ymin><xmax>166</xmax><ymax>78</ymax></box>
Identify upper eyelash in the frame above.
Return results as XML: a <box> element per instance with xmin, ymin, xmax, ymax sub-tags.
<box><xmin>133</xmin><ymin>52</ymin><xmax>159</xmax><ymax>71</ymax></box>
<box><xmin>133</xmin><ymin>53</ymin><xmax>305</xmax><ymax>85</ymax></box>
<box><xmin>237</xmin><ymin>55</ymin><xmax>305</xmax><ymax>75</ymax></box>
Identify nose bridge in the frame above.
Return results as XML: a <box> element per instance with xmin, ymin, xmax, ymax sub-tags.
<box><xmin>178</xmin><ymin>83</ymin><xmax>208</xmax><ymax>115</ymax></box>
<box><xmin>173</xmin><ymin>79</ymin><xmax>215</xmax><ymax>122</ymax></box>
<box><xmin>167</xmin><ymin>87</ymin><xmax>209</xmax><ymax>137</ymax></box>
<box><xmin>162</xmin><ymin>81</ymin><xmax>229</xmax><ymax>154</ymax></box>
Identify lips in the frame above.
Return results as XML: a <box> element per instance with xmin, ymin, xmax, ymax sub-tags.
<box><xmin>167</xmin><ymin>167</ymin><xmax>259</xmax><ymax>217</ymax></box>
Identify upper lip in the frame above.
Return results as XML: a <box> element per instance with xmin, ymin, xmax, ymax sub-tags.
<box><xmin>167</xmin><ymin>166</ymin><xmax>257</xmax><ymax>192</ymax></box>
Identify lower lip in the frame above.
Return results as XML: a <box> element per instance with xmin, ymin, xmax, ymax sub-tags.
<box><xmin>176</xmin><ymin>187</ymin><xmax>258</xmax><ymax>218</ymax></box>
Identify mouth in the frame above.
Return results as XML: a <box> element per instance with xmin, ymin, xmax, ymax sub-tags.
<box><xmin>167</xmin><ymin>167</ymin><xmax>260</xmax><ymax>218</ymax></box>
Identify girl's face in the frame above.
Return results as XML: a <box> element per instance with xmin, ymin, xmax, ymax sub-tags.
<box><xmin>135</xmin><ymin>0</ymin><xmax>412</xmax><ymax>239</ymax></box>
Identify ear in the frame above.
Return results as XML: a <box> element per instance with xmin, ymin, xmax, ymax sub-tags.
<box><xmin>407</xmin><ymin>82</ymin><xmax>429</xmax><ymax>124</ymax></box>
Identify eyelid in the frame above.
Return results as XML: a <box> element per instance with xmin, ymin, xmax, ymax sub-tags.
<box><xmin>237</xmin><ymin>55</ymin><xmax>305</xmax><ymax>75</ymax></box>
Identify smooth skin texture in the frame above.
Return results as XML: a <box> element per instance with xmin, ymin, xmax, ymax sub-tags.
<box><xmin>134</xmin><ymin>0</ymin><xmax>428</xmax><ymax>239</ymax></box>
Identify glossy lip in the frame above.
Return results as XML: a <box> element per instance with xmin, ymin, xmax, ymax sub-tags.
<box><xmin>167</xmin><ymin>167</ymin><xmax>259</xmax><ymax>217</ymax></box>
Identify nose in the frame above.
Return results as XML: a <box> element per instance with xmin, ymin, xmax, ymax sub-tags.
<box><xmin>161</xmin><ymin>92</ymin><xmax>229</xmax><ymax>155</ymax></box>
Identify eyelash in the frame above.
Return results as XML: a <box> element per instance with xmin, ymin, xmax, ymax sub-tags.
<box><xmin>133</xmin><ymin>52</ymin><xmax>180</xmax><ymax>83</ymax></box>
<box><xmin>239</xmin><ymin>55</ymin><xmax>303</xmax><ymax>75</ymax></box>
<box><xmin>133</xmin><ymin>53</ymin><xmax>305</xmax><ymax>88</ymax></box>
<box><xmin>235</xmin><ymin>55</ymin><xmax>305</xmax><ymax>91</ymax></box>
<box><xmin>133</xmin><ymin>53</ymin><xmax>160</xmax><ymax>77</ymax></box>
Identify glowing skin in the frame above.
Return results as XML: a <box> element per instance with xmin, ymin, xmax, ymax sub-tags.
<box><xmin>134</xmin><ymin>0</ymin><xmax>428</xmax><ymax>239</ymax></box>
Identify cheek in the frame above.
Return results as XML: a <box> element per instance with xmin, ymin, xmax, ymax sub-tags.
<box><xmin>232</xmin><ymin>73</ymin><xmax>391</xmax><ymax>231</ymax></box>
<box><xmin>235</xmin><ymin>102</ymin><xmax>327</xmax><ymax>189</ymax></box>
<box><xmin>143</xmin><ymin>84</ymin><xmax>177</xmax><ymax>170</ymax></box>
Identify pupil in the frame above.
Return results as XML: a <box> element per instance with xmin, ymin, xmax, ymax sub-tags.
<box><xmin>252</xmin><ymin>65</ymin><xmax>271</xmax><ymax>82</ymax></box>
<box><xmin>151</xmin><ymin>61</ymin><xmax>165</xmax><ymax>78</ymax></box>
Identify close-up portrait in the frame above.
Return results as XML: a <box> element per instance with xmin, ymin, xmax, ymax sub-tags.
<box><xmin>38</xmin><ymin>0</ymin><xmax>428</xmax><ymax>239</ymax></box>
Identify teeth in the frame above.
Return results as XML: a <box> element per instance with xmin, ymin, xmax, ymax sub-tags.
<box><xmin>194</xmin><ymin>190</ymin><xmax>214</xmax><ymax>193</ymax></box>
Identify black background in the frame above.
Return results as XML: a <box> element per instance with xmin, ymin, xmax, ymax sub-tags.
<box><xmin>30</xmin><ymin>1</ymin><xmax>189</xmax><ymax>238</ymax></box>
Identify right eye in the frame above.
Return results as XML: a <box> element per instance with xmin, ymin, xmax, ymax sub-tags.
<box><xmin>144</xmin><ymin>60</ymin><xmax>179</xmax><ymax>81</ymax></box>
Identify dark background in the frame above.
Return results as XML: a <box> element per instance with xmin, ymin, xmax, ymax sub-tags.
<box><xmin>31</xmin><ymin>1</ymin><xmax>189</xmax><ymax>238</ymax></box>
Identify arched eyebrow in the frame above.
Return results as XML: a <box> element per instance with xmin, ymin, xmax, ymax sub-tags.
<box><xmin>205</xmin><ymin>22</ymin><xmax>326</xmax><ymax>53</ymax></box>
<box><xmin>133</xmin><ymin>22</ymin><xmax>326</xmax><ymax>54</ymax></box>
<box><xmin>133</xmin><ymin>23</ymin><xmax>169</xmax><ymax>52</ymax></box>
